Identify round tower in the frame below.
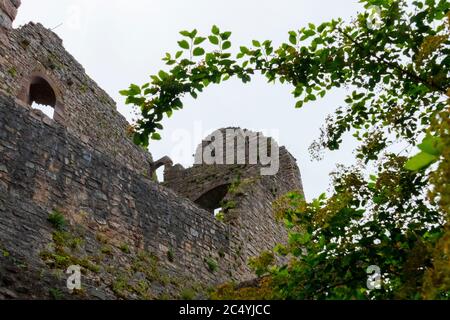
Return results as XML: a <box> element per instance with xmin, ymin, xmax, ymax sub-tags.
<box><xmin>0</xmin><ymin>0</ymin><xmax>20</xmax><ymax>30</ymax></box>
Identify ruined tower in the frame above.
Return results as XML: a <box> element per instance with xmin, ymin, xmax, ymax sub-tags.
<box><xmin>0</xmin><ymin>4</ymin><xmax>304</xmax><ymax>299</ymax></box>
<box><xmin>163</xmin><ymin>128</ymin><xmax>303</xmax><ymax>272</ymax></box>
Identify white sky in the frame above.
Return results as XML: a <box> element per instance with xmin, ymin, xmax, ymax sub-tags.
<box><xmin>15</xmin><ymin>0</ymin><xmax>365</xmax><ymax>200</ymax></box>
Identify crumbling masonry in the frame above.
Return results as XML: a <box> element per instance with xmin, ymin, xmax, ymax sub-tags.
<box><xmin>0</xmin><ymin>1</ymin><xmax>303</xmax><ymax>299</ymax></box>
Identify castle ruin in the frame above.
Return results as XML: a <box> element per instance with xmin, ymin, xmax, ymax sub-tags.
<box><xmin>0</xmin><ymin>1</ymin><xmax>303</xmax><ymax>299</ymax></box>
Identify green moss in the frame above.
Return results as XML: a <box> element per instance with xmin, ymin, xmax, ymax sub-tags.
<box><xmin>221</xmin><ymin>200</ymin><xmax>237</xmax><ymax>211</ymax></box>
<box><xmin>7</xmin><ymin>67</ymin><xmax>17</xmax><ymax>77</ymax></box>
<box><xmin>47</xmin><ymin>210</ymin><xmax>66</xmax><ymax>230</ymax></box>
<box><xmin>215</xmin><ymin>211</ymin><xmax>225</xmax><ymax>221</ymax></box>
<box><xmin>205</xmin><ymin>257</ymin><xmax>218</xmax><ymax>273</ymax></box>
<box><xmin>158</xmin><ymin>293</ymin><xmax>171</xmax><ymax>300</ymax></box>
<box><xmin>80</xmin><ymin>84</ymin><xmax>88</xmax><ymax>93</ymax></box>
<box><xmin>40</xmin><ymin>228</ymin><xmax>100</xmax><ymax>274</ymax></box>
<box><xmin>46</xmin><ymin>53</ymin><xmax>63</xmax><ymax>70</ymax></box>
<box><xmin>229</xmin><ymin>177</ymin><xmax>258</xmax><ymax>196</ymax></box>
<box><xmin>40</xmin><ymin>251</ymin><xmax>71</xmax><ymax>269</ymax></box>
<box><xmin>101</xmin><ymin>245</ymin><xmax>113</xmax><ymax>255</ymax></box>
<box><xmin>53</xmin><ymin>231</ymin><xmax>83</xmax><ymax>250</ymax></box>
<box><xmin>96</xmin><ymin>232</ymin><xmax>109</xmax><ymax>244</ymax></box>
<box><xmin>133</xmin><ymin>280</ymin><xmax>152</xmax><ymax>300</ymax></box>
<box><xmin>78</xmin><ymin>258</ymin><xmax>101</xmax><ymax>273</ymax></box>
<box><xmin>49</xmin><ymin>288</ymin><xmax>63</xmax><ymax>300</ymax></box>
<box><xmin>111</xmin><ymin>272</ymin><xmax>154</xmax><ymax>300</ymax></box>
<box><xmin>180</xmin><ymin>288</ymin><xmax>196</xmax><ymax>300</ymax></box>
<box><xmin>167</xmin><ymin>249</ymin><xmax>174</xmax><ymax>262</ymax></box>
<box><xmin>227</xmin><ymin>175</ymin><xmax>242</xmax><ymax>194</ymax></box>
<box><xmin>132</xmin><ymin>251</ymin><xmax>161</xmax><ymax>283</ymax></box>
<box><xmin>112</xmin><ymin>275</ymin><xmax>130</xmax><ymax>299</ymax></box>
<box><xmin>120</xmin><ymin>243</ymin><xmax>130</xmax><ymax>254</ymax></box>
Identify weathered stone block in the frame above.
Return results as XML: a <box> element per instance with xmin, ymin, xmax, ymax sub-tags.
<box><xmin>0</xmin><ymin>10</ymin><xmax>12</xmax><ymax>29</ymax></box>
<box><xmin>0</xmin><ymin>0</ymin><xmax>17</xmax><ymax>21</ymax></box>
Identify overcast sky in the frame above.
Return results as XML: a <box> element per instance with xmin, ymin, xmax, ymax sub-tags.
<box><xmin>15</xmin><ymin>0</ymin><xmax>365</xmax><ymax>200</ymax></box>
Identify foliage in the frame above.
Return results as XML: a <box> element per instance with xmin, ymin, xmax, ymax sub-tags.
<box><xmin>422</xmin><ymin>225</ymin><xmax>450</xmax><ymax>299</ymax></box>
<box><xmin>167</xmin><ymin>248</ymin><xmax>175</xmax><ymax>262</ymax></box>
<box><xmin>47</xmin><ymin>210</ymin><xmax>66</xmax><ymax>231</ymax></box>
<box><xmin>248</xmin><ymin>251</ymin><xmax>275</xmax><ymax>278</ymax></box>
<box><xmin>123</xmin><ymin>0</ymin><xmax>450</xmax><ymax>299</ymax></box>
<box><xmin>205</xmin><ymin>257</ymin><xmax>218</xmax><ymax>273</ymax></box>
<box><xmin>49</xmin><ymin>288</ymin><xmax>63</xmax><ymax>300</ymax></box>
<box><xmin>180</xmin><ymin>288</ymin><xmax>196</xmax><ymax>300</ymax></box>
<box><xmin>120</xmin><ymin>243</ymin><xmax>131</xmax><ymax>254</ymax></box>
<box><xmin>211</xmin><ymin>277</ymin><xmax>278</xmax><ymax>300</ymax></box>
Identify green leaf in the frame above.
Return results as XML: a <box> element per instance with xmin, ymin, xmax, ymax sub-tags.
<box><xmin>404</xmin><ymin>152</ymin><xmax>438</xmax><ymax>171</ymax></box>
<box><xmin>194</xmin><ymin>37</ymin><xmax>206</xmax><ymax>45</ymax></box>
<box><xmin>288</xmin><ymin>31</ymin><xmax>297</xmax><ymax>45</ymax></box>
<box><xmin>133</xmin><ymin>133</ymin><xmax>142</xmax><ymax>145</ymax></box>
<box><xmin>158</xmin><ymin>70</ymin><xmax>169</xmax><ymax>80</ymax></box>
<box><xmin>178</xmin><ymin>40</ymin><xmax>190</xmax><ymax>50</ymax></box>
<box><xmin>221</xmin><ymin>31</ymin><xmax>232</xmax><ymax>40</ymax></box>
<box><xmin>418</xmin><ymin>135</ymin><xmax>444</xmax><ymax>157</ymax></box>
<box><xmin>252</xmin><ymin>40</ymin><xmax>261</xmax><ymax>47</ymax></box>
<box><xmin>295</xmin><ymin>101</ymin><xmax>304</xmax><ymax>108</ymax></box>
<box><xmin>175</xmin><ymin>51</ymin><xmax>183</xmax><ymax>59</ymax></box>
<box><xmin>289</xmin><ymin>34</ymin><xmax>297</xmax><ymax>45</ymax></box>
<box><xmin>208</xmin><ymin>35</ymin><xmax>219</xmax><ymax>45</ymax></box>
<box><xmin>240</xmin><ymin>46</ymin><xmax>250</xmax><ymax>54</ymax></box>
<box><xmin>190</xmin><ymin>29</ymin><xmax>198</xmax><ymax>38</ymax></box>
<box><xmin>151</xmin><ymin>133</ymin><xmax>162</xmax><ymax>141</ymax></box>
<box><xmin>128</xmin><ymin>84</ymin><xmax>141</xmax><ymax>95</ymax></box>
<box><xmin>193</xmin><ymin>47</ymin><xmax>205</xmax><ymax>56</ymax></box>
<box><xmin>179</xmin><ymin>30</ymin><xmax>191</xmax><ymax>37</ymax></box>
<box><xmin>222</xmin><ymin>41</ymin><xmax>231</xmax><ymax>50</ymax></box>
<box><xmin>212</xmin><ymin>25</ymin><xmax>220</xmax><ymax>35</ymax></box>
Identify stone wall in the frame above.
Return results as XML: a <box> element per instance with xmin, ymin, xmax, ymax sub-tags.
<box><xmin>0</xmin><ymin>95</ymin><xmax>240</xmax><ymax>299</ymax></box>
<box><xmin>0</xmin><ymin>94</ymin><xmax>304</xmax><ymax>298</ymax></box>
<box><xmin>0</xmin><ymin>9</ymin><xmax>305</xmax><ymax>300</ymax></box>
<box><xmin>0</xmin><ymin>0</ymin><xmax>20</xmax><ymax>30</ymax></box>
<box><xmin>0</xmin><ymin>22</ymin><xmax>152</xmax><ymax>174</ymax></box>
<box><xmin>163</xmin><ymin>128</ymin><xmax>304</xmax><ymax>278</ymax></box>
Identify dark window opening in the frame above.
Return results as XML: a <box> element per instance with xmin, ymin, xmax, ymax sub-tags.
<box><xmin>28</xmin><ymin>76</ymin><xmax>57</xmax><ymax>119</ymax></box>
<box><xmin>195</xmin><ymin>184</ymin><xmax>230</xmax><ymax>214</ymax></box>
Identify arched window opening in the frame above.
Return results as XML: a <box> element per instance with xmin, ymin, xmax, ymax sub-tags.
<box><xmin>195</xmin><ymin>184</ymin><xmax>230</xmax><ymax>214</ymax></box>
<box><xmin>155</xmin><ymin>166</ymin><xmax>165</xmax><ymax>183</ymax></box>
<box><xmin>28</xmin><ymin>76</ymin><xmax>57</xmax><ymax>119</ymax></box>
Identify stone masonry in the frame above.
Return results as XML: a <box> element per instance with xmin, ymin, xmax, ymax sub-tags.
<box><xmin>0</xmin><ymin>3</ymin><xmax>304</xmax><ymax>299</ymax></box>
